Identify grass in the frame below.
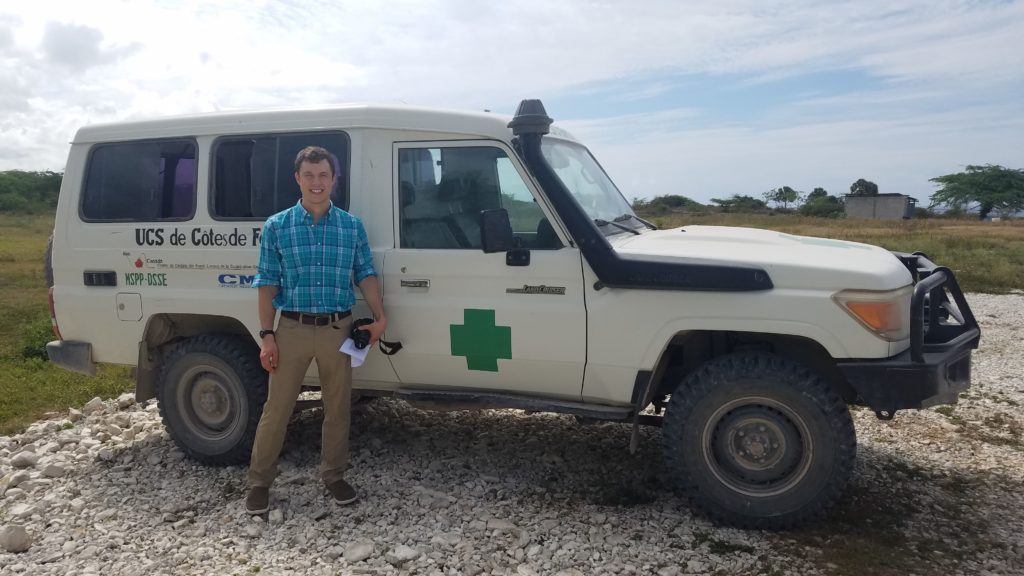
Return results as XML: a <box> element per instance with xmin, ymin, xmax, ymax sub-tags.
<box><xmin>956</xmin><ymin>412</ymin><xmax>1024</xmax><ymax>452</ymax></box>
<box><xmin>0</xmin><ymin>213</ymin><xmax>132</xmax><ymax>435</ymax></box>
<box><xmin>0</xmin><ymin>211</ymin><xmax>1021</xmax><ymax>434</ymax></box>
<box><xmin>643</xmin><ymin>213</ymin><xmax>1024</xmax><ymax>294</ymax></box>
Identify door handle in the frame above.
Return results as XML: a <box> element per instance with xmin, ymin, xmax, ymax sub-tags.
<box><xmin>400</xmin><ymin>279</ymin><xmax>430</xmax><ymax>288</ymax></box>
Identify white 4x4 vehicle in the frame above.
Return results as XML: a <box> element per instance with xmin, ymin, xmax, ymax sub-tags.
<box><xmin>46</xmin><ymin>100</ymin><xmax>980</xmax><ymax>528</ymax></box>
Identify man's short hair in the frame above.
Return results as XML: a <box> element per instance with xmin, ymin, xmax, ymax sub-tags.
<box><xmin>294</xmin><ymin>146</ymin><xmax>336</xmax><ymax>176</ymax></box>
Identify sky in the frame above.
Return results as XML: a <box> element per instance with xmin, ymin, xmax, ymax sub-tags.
<box><xmin>1</xmin><ymin>0</ymin><xmax>1022</xmax><ymax>205</ymax></box>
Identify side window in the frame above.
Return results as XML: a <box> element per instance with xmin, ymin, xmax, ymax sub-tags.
<box><xmin>212</xmin><ymin>131</ymin><xmax>349</xmax><ymax>219</ymax></box>
<box><xmin>81</xmin><ymin>140</ymin><xmax>196</xmax><ymax>221</ymax></box>
<box><xmin>398</xmin><ymin>145</ymin><xmax>560</xmax><ymax>250</ymax></box>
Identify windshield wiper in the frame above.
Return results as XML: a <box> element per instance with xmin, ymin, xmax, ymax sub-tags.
<box><xmin>594</xmin><ymin>218</ymin><xmax>640</xmax><ymax>235</ymax></box>
<box><xmin>613</xmin><ymin>213</ymin><xmax>657</xmax><ymax>230</ymax></box>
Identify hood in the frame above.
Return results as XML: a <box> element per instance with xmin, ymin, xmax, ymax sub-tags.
<box><xmin>612</xmin><ymin>225</ymin><xmax>912</xmax><ymax>291</ymax></box>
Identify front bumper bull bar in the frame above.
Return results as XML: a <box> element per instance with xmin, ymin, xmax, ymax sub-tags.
<box><xmin>837</xmin><ymin>252</ymin><xmax>981</xmax><ymax>414</ymax></box>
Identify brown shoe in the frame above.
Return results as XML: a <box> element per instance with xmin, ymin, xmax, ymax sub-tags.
<box><xmin>327</xmin><ymin>479</ymin><xmax>357</xmax><ymax>505</ymax></box>
<box><xmin>245</xmin><ymin>486</ymin><xmax>270</xmax><ymax>514</ymax></box>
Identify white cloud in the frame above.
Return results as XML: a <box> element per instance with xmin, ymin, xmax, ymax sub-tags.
<box><xmin>561</xmin><ymin>107</ymin><xmax>704</xmax><ymax>142</ymax></box>
<box><xmin>0</xmin><ymin>24</ymin><xmax>11</xmax><ymax>50</ymax></box>
<box><xmin>574</xmin><ymin>102</ymin><xmax>1024</xmax><ymax>204</ymax></box>
<box><xmin>0</xmin><ymin>0</ymin><xmax>1020</xmax><ymax>210</ymax></box>
<box><xmin>40</xmin><ymin>22</ymin><xmax>139</xmax><ymax>69</ymax></box>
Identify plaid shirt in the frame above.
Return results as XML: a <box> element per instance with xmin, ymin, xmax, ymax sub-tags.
<box><xmin>253</xmin><ymin>201</ymin><xmax>376</xmax><ymax>313</ymax></box>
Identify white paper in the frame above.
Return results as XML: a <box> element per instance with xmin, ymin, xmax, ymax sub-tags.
<box><xmin>339</xmin><ymin>338</ymin><xmax>370</xmax><ymax>367</ymax></box>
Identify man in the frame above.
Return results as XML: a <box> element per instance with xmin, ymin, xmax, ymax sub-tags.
<box><xmin>245</xmin><ymin>146</ymin><xmax>386</xmax><ymax>514</ymax></box>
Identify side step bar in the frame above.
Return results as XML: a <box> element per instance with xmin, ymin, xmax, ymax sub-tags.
<box><xmin>394</xmin><ymin>388</ymin><xmax>634</xmax><ymax>421</ymax></box>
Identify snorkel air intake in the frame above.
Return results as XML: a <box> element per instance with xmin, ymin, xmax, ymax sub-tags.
<box><xmin>510</xmin><ymin>99</ymin><xmax>773</xmax><ymax>292</ymax></box>
<box><xmin>508</xmin><ymin>99</ymin><xmax>553</xmax><ymax>136</ymax></box>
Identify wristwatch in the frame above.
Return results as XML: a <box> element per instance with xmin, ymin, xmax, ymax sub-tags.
<box><xmin>259</xmin><ymin>329</ymin><xmax>275</xmax><ymax>339</ymax></box>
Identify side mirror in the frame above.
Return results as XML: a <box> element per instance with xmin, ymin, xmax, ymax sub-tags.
<box><xmin>480</xmin><ymin>209</ymin><xmax>531</xmax><ymax>266</ymax></box>
<box><xmin>480</xmin><ymin>209</ymin><xmax>514</xmax><ymax>253</ymax></box>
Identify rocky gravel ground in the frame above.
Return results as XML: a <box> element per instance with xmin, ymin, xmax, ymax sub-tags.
<box><xmin>0</xmin><ymin>293</ymin><xmax>1022</xmax><ymax>576</ymax></box>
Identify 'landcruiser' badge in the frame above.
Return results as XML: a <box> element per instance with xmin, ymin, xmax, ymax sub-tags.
<box><xmin>506</xmin><ymin>284</ymin><xmax>566</xmax><ymax>295</ymax></box>
<box><xmin>450</xmin><ymin>309</ymin><xmax>511</xmax><ymax>372</ymax></box>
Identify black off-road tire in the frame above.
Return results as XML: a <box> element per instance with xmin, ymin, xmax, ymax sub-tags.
<box><xmin>157</xmin><ymin>335</ymin><xmax>267</xmax><ymax>465</ymax></box>
<box><xmin>662</xmin><ymin>353</ymin><xmax>856</xmax><ymax>530</ymax></box>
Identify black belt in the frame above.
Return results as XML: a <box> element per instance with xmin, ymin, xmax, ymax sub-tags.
<box><xmin>281</xmin><ymin>310</ymin><xmax>351</xmax><ymax>326</ymax></box>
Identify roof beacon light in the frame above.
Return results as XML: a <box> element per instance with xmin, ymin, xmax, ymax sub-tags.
<box><xmin>508</xmin><ymin>99</ymin><xmax>553</xmax><ymax>136</ymax></box>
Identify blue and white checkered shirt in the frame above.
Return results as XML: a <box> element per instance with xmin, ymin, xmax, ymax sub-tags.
<box><xmin>253</xmin><ymin>201</ymin><xmax>376</xmax><ymax>313</ymax></box>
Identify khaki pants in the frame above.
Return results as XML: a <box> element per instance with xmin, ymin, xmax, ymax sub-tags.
<box><xmin>248</xmin><ymin>314</ymin><xmax>353</xmax><ymax>488</ymax></box>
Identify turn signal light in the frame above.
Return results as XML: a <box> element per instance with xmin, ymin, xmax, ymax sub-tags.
<box><xmin>48</xmin><ymin>287</ymin><xmax>62</xmax><ymax>340</ymax></box>
<box><xmin>833</xmin><ymin>287</ymin><xmax>912</xmax><ymax>341</ymax></box>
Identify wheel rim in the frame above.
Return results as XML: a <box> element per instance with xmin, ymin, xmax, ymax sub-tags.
<box><xmin>176</xmin><ymin>363</ymin><xmax>244</xmax><ymax>442</ymax></box>
<box><xmin>701</xmin><ymin>396</ymin><xmax>813</xmax><ymax>497</ymax></box>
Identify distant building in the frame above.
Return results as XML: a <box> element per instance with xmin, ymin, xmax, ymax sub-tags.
<box><xmin>844</xmin><ymin>194</ymin><xmax>916</xmax><ymax>220</ymax></box>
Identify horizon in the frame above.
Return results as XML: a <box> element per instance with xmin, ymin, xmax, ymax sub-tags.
<box><xmin>1</xmin><ymin>1</ymin><xmax>1022</xmax><ymax>205</ymax></box>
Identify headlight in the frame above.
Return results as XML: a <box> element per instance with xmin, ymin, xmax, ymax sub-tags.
<box><xmin>832</xmin><ymin>286</ymin><xmax>913</xmax><ymax>341</ymax></box>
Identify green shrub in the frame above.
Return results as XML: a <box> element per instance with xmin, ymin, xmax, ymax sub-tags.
<box><xmin>710</xmin><ymin>195</ymin><xmax>768</xmax><ymax>213</ymax></box>
<box><xmin>635</xmin><ymin>194</ymin><xmax>707</xmax><ymax>215</ymax></box>
<box><xmin>799</xmin><ymin>196</ymin><xmax>845</xmax><ymax>218</ymax></box>
<box><xmin>0</xmin><ymin>194</ymin><xmax>31</xmax><ymax>213</ymax></box>
<box><xmin>19</xmin><ymin>316</ymin><xmax>54</xmax><ymax>361</ymax></box>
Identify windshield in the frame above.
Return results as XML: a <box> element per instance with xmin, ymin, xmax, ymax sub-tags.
<box><xmin>540</xmin><ymin>139</ymin><xmax>640</xmax><ymax>234</ymax></box>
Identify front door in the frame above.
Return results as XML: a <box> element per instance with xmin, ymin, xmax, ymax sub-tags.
<box><xmin>383</xmin><ymin>140</ymin><xmax>586</xmax><ymax>400</ymax></box>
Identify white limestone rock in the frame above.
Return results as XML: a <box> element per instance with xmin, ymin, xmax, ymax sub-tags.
<box><xmin>7</xmin><ymin>470</ymin><xmax>31</xmax><ymax>488</ymax></box>
<box><xmin>10</xmin><ymin>451</ymin><xmax>39</xmax><ymax>469</ymax></box>
<box><xmin>42</xmin><ymin>463</ymin><xmax>66</xmax><ymax>478</ymax></box>
<box><xmin>487</xmin><ymin>518</ymin><xmax>517</xmax><ymax>531</ymax></box>
<box><xmin>0</xmin><ymin>524</ymin><xmax>31</xmax><ymax>553</ymax></box>
<box><xmin>3</xmin><ymin>487</ymin><xmax>26</xmax><ymax>500</ymax></box>
<box><xmin>10</xmin><ymin>503</ymin><xmax>38</xmax><ymax>519</ymax></box>
<box><xmin>82</xmin><ymin>397</ymin><xmax>106</xmax><ymax>415</ymax></box>
<box><xmin>385</xmin><ymin>544</ymin><xmax>420</xmax><ymax>565</ymax></box>
<box><xmin>344</xmin><ymin>541</ymin><xmax>374</xmax><ymax>562</ymax></box>
<box><xmin>116</xmin><ymin>393</ymin><xmax>136</xmax><ymax>409</ymax></box>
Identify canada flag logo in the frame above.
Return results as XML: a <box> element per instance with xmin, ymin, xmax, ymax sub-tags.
<box><xmin>124</xmin><ymin>251</ymin><xmax>152</xmax><ymax>269</ymax></box>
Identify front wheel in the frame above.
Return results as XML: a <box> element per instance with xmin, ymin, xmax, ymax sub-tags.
<box><xmin>662</xmin><ymin>353</ymin><xmax>856</xmax><ymax>529</ymax></box>
<box><xmin>156</xmin><ymin>335</ymin><xmax>267</xmax><ymax>465</ymax></box>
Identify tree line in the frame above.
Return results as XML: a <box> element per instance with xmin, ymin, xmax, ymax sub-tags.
<box><xmin>0</xmin><ymin>171</ymin><xmax>62</xmax><ymax>214</ymax></box>
<box><xmin>2</xmin><ymin>164</ymin><xmax>1022</xmax><ymax>219</ymax></box>
<box><xmin>632</xmin><ymin>165</ymin><xmax>1024</xmax><ymax>219</ymax></box>
<box><xmin>632</xmin><ymin>187</ymin><xmax>846</xmax><ymax>218</ymax></box>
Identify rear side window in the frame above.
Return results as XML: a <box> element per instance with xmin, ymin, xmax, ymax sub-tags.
<box><xmin>81</xmin><ymin>140</ymin><xmax>197</xmax><ymax>221</ymax></box>
<box><xmin>212</xmin><ymin>131</ymin><xmax>349</xmax><ymax>219</ymax></box>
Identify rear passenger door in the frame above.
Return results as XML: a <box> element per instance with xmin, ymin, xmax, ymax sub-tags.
<box><xmin>383</xmin><ymin>141</ymin><xmax>587</xmax><ymax>400</ymax></box>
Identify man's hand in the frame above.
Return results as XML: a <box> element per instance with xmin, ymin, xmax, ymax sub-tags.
<box><xmin>358</xmin><ymin>316</ymin><xmax>388</xmax><ymax>347</ymax></box>
<box><xmin>257</xmin><ymin>286</ymin><xmax>279</xmax><ymax>373</ymax></box>
<box><xmin>356</xmin><ymin>276</ymin><xmax>387</xmax><ymax>347</ymax></box>
<box><xmin>259</xmin><ymin>336</ymin><xmax>278</xmax><ymax>373</ymax></box>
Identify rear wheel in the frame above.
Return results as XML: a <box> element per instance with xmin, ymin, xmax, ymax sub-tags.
<box><xmin>662</xmin><ymin>353</ymin><xmax>856</xmax><ymax>529</ymax></box>
<box><xmin>157</xmin><ymin>335</ymin><xmax>267</xmax><ymax>465</ymax></box>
